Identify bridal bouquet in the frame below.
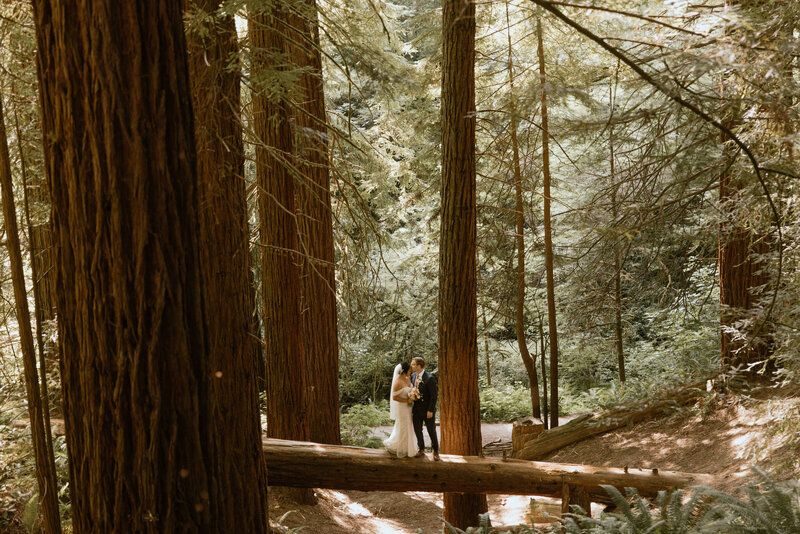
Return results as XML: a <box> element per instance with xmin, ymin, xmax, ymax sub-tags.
<box><xmin>412</xmin><ymin>374</ymin><xmax>423</xmax><ymax>402</ymax></box>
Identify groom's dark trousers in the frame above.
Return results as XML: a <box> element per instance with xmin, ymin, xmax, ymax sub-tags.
<box><xmin>410</xmin><ymin>370</ymin><xmax>439</xmax><ymax>453</ymax></box>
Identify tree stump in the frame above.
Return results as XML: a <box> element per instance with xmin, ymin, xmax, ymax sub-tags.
<box><xmin>562</xmin><ymin>483</ymin><xmax>591</xmax><ymax>517</ymax></box>
<box><xmin>512</xmin><ymin>416</ymin><xmax>544</xmax><ymax>454</ymax></box>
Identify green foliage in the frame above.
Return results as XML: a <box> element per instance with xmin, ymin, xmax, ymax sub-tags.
<box><xmin>339</xmin><ymin>401</ymin><xmax>391</xmax><ymax>448</ymax></box>
<box><xmin>479</xmin><ymin>385</ymin><xmax>535</xmax><ymax>423</ymax></box>
<box><xmin>556</xmin><ymin>485</ymin><xmax>723</xmax><ymax>534</ymax></box>
<box><xmin>443</xmin><ymin>512</ymin><xmax>496</xmax><ymax>534</ymax></box>
<box><xmin>21</xmin><ymin>492</ymin><xmax>38</xmax><ymax>534</ymax></box>
<box><xmin>438</xmin><ymin>473</ymin><xmax>800</xmax><ymax>534</ymax></box>
<box><xmin>699</xmin><ymin>468</ymin><xmax>800</xmax><ymax>534</ymax></box>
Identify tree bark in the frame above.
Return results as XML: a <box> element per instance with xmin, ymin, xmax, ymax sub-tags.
<box><xmin>537</xmin><ymin>15</ymin><xmax>560</xmax><ymax>429</ymax></box>
<box><xmin>32</xmin><ymin>1</ymin><xmax>257</xmax><ymax>530</ymax></box>
<box><xmin>187</xmin><ymin>2</ymin><xmax>269</xmax><ymax>531</ymax></box>
<box><xmin>18</xmin><ymin>107</ymin><xmax>58</xmax><ymax>490</ymax></box>
<box><xmin>11</xmin><ymin>80</ymin><xmax>57</xmax><ymax>367</ymax></box>
<box><xmin>539</xmin><ymin>317</ymin><xmax>548</xmax><ymax>430</ymax></box>
<box><xmin>507</xmin><ymin>0</ymin><xmax>541</xmax><ymax>420</ymax></box>
<box><xmin>440</xmin><ymin>0</ymin><xmax>488</xmax><ymax>527</ymax></box>
<box><xmin>0</xmin><ymin>91</ymin><xmax>61</xmax><ymax>534</ymax></box>
<box><xmin>249</xmin><ymin>0</ymin><xmax>314</xmax><ymax>503</ymax></box>
<box><xmin>262</xmin><ymin>438</ymin><xmax>714</xmax><ymax>499</ymax></box>
<box><xmin>719</xmin><ymin>126</ymin><xmax>771</xmax><ymax>372</ymax></box>
<box><xmin>287</xmin><ymin>0</ymin><xmax>342</xmax><ymax>445</ymax></box>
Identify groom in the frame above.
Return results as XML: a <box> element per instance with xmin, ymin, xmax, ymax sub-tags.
<box><xmin>410</xmin><ymin>357</ymin><xmax>440</xmax><ymax>460</ymax></box>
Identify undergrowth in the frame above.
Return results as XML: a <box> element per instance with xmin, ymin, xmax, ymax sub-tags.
<box><xmin>443</xmin><ymin>468</ymin><xmax>800</xmax><ymax>534</ymax></box>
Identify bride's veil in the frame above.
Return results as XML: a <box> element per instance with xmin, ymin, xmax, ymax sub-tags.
<box><xmin>389</xmin><ymin>363</ymin><xmax>402</xmax><ymax>420</ymax></box>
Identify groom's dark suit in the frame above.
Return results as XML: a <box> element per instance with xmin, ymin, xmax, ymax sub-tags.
<box><xmin>410</xmin><ymin>370</ymin><xmax>439</xmax><ymax>453</ymax></box>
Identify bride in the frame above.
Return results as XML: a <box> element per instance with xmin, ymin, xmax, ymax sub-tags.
<box><xmin>383</xmin><ymin>362</ymin><xmax>418</xmax><ymax>457</ymax></box>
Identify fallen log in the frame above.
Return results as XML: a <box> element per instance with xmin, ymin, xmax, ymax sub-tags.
<box><xmin>263</xmin><ymin>438</ymin><xmax>713</xmax><ymax>504</ymax></box>
<box><xmin>514</xmin><ymin>382</ymin><xmax>705</xmax><ymax>461</ymax></box>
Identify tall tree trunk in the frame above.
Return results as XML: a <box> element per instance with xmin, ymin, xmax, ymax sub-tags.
<box><xmin>440</xmin><ymin>0</ymin><xmax>488</xmax><ymax>528</ymax></box>
<box><xmin>0</xmin><ymin>92</ymin><xmax>61</xmax><ymax>534</ymax></box>
<box><xmin>287</xmin><ymin>0</ymin><xmax>342</xmax><ymax>445</ymax></box>
<box><xmin>536</xmin><ymin>15</ymin><xmax>560</xmax><ymax>428</ymax></box>
<box><xmin>507</xmin><ymin>0</ymin><xmax>541</xmax><ymax>420</ymax></box>
<box><xmin>17</xmin><ymin>104</ymin><xmax>57</xmax><ymax>481</ymax></box>
<box><xmin>10</xmin><ymin>80</ymin><xmax>57</xmax><ymax>366</ymax></box>
<box><xmin>609</xmin><ymin>84</ymin><xmax>625</xmax><ymax>386</ymax></box>
<box><xmin>32</xmin><ymin>1</ymin><xmax>263</xmax><ymax>529</ymax></box>
<box><xmin>249</xmin><ymin>1</ymin><xmax>314</xmax><ymax>503</ymax></box>
<box><xmin>717</xmin><ymin>3</ymin><xmax>772</xmax><ymax>375</ymax></box>
<box><xmin>187</xmin><ymin>3</ymin><xmax>269</xmax><ymax>531</ymax></box>
<box><xmin>612</xmin><ymin>184</ymin><xmax>625</xmax><ymax>386</ymax></box>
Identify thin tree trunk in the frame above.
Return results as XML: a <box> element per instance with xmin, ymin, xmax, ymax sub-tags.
<box><xmin>187</xmin><ymin>2</ymin><xmax>269</xmax><ymax>531</ymax></box>
<box><xmin>32</xmin><ymin>0</ymin><xmax>257</xmax><ymax>529</ymax></box>
<box><xmin>507</xmin><ymin>0</ymin><xmax>541</xmax><ymax>420</ymax></box>
<box><xmin>609</xmin><ymin>83</ymin><xmax>625</xmax><ymax>385</ymax></box>
<box><xmin>288</xmin><ymin>0</ymin><xmax>342</xmax><ymax>445</ymax></box>
<box><xmin>17</xmin><ymin>103</ymin><xmax>57</xmax><ymax>476</ymax></box>
<box><xmin>612</xmin><ymin>185</ymin><xmax>625</xmax><ymax>386</ymax></box>
<box><xmin>536</xmin><ymin>14</ymin><xmax>560</xmax><ymax>429</ymax></box>
<box><xmin>249</xmin><ymin>0</ymin><xmax>314</xmax><ymax>503</ymax></box>
<box><xmin>0</xmin><ymin>91</ymin><xmax>61</xmax><ymax>534</ymax></box>
<box><xmin>440</xmin><ymin>0</ymin><xmax>488</xmax><ymax>527</ymax></box>
<box><xmin>11</xmin><ymin>80</ymin><xmax>57</xmax><ymax>367</ymax></box>
<box><xmin>482</xmin><ymin>302</ymin><xmax>491</xmax><ymax>387</ymax></box>
<box><xmin>539</xmin><ymin>317</ymin><xmax>548</xmax><ymax>430</ymax></box>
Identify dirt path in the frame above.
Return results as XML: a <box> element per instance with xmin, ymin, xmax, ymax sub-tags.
<box><xmin>541</xmin><ymin>386</ymin><xmax>800</xmax><ymax>494</ymax></box>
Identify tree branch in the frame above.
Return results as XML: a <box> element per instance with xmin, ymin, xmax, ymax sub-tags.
<box><xmin>529</xmin><ymin>0</ymin><xmax>783</xmax><ymax>340</ymax></box>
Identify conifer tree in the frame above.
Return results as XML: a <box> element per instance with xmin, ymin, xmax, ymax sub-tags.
<box><xmin>440</xmin><ymin>0</ymin><xmax>488</xmax><ymax>527</ymax></box>
<box><xmin>32</xmin><ymin>0</ymin><xmax>267</xmax><ymax>529</ymax></box>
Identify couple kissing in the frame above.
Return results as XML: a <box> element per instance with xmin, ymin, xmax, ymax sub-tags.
<box><xmin>383</xmin><ymin>357</ymin><xmax>440</xmax><ymax>460</ymax></box>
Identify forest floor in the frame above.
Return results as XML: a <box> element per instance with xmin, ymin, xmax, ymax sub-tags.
<box><xmin>271</xmin><ymin>383</ymin><xmax>800</xmax><ymax>533</ymax></box>
<box><xmin>1</xmin><ymin>384</ymin><xmax>798</xmax><ymax>533</ymax></box>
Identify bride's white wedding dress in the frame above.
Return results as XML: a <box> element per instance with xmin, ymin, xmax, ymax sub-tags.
<box><xmin>383</xmin><ymin>379</ymin><xmax>418</xmax><ymax>458</ymax></box>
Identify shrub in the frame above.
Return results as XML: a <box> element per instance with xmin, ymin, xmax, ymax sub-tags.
<box><xmin>480</xmin><ymin>385</ymin><xmax>534</xmax><ymax>422</ymax></box>
<box><xmin>340</xmin><ymin>401</ymin><xmax>392</xmax><ymax>448</ymax></box>
<box><xmin>441</xmin><ymin>470</ymin><xmax>800</xmax><ymax>533</ymax></box>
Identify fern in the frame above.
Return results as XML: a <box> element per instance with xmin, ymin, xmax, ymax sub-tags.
<box><xmin>698</xmin><ymin>468</ymin><xmax>800</xmax><ymax>534</ymax></box>
<box><xmin>552</xmin><ymin>485</ymin><xmax>724</xmax><ymax>534</ymax></box>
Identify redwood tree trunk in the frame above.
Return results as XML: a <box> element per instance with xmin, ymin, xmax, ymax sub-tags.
<box><xmin>719</xmin><ymin>152</ymin><xmax>770</xmax><ymax>371</ymax></box>
<box><xmin>440</xmin><ymin>0</ymin><xmax>488</xmax><ymax>528</ymax></box>
<box><xmin>507</xmin><ymin>0</ymin><xmax>541</xmax><ymax>420</ymax></box>
<box><xmin>287</xmin><ymin>0</ymin><xmax>342</xmax><ymax>445</ymax></box>
<box><xmin>187</xmin><ymin>2</ymin><xmax>269</xmax><ymax>531</ymax></box>
<box><xmin>32</xmin><ymin>1</ymin><xmax>258</xmax><ymax>530</ymax></box>
<box><xmin>249</xmin><ymin>0</ymin><xmax>312</xmax><ymax>485</ymax></box>
<box><xmin>0</xmin><ymin>92</ymin><xmax>61</xmax><ymax>534</ymax></box>
<box><xmin>537</xmin><ymin>15</ymin><xmax>560</xmax><ymax>429</ymax></box>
